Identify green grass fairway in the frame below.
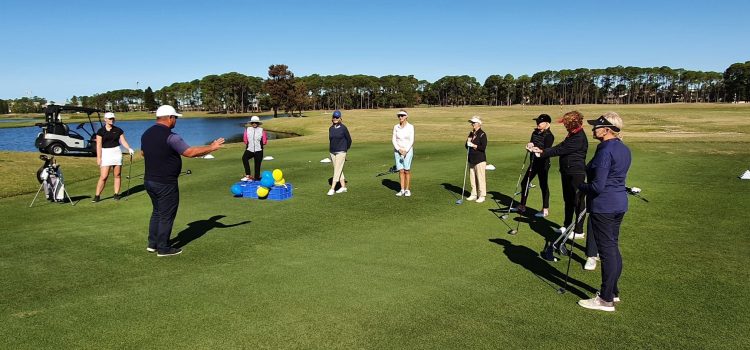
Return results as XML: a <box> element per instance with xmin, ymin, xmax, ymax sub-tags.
<box><xmin>1</xmin><ymin>105</ymin><xmax>748</xmax><ymax>349</ymax></box>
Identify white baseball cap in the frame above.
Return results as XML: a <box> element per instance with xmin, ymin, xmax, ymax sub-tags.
<box><xmin>103</xmin><ymin>112</ymin><xmax>116</xmax><ymax>119</ymax></box>
<box><xmin>155</xmin><ymin>105</ymin><xmax>182</xmax><ymax>117</ymax></box>
<box><xmin>250</xmin><ymin>116</ymin><xmax>262</xmax><ymax>123</ymax></box>
<box><xmin>468</xmin><ymin>116</ymin><xmax>482</xmax><ymax>125</ymax></box>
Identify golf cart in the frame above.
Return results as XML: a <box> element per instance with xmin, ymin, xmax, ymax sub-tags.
<box><xmin>34</xmin><ymin>105</ymin><xmax>103</xmax><ymax>155</ymax></box>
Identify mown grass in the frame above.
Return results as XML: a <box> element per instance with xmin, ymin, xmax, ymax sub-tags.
<box><xmin>0</xmin><ymin>104</ymin><xmax>748</xmax><ymax>349</ymax></box>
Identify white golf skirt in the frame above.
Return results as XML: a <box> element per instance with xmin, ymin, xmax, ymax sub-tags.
<box><xmin>101</xmin><ymin>147</ymin><xmax>123</xmax><ymax>166</ymax></box>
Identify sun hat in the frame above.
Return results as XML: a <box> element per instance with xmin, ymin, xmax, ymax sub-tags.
<box><xmin>397</xmin><ymin>110</ymin><xmax>408</xmax><ymax>117</ymax></box>
<box><xmin>250</xmin><ymin>116</ymin><xmax>262</xmax><ymax>124</ymax></box>
<box><xmin>468</xmin><ymin>116</ymin><xmax>482</xmax><ymax>125</ymax></box>
<box><xmin>533</xmin><ymin>114</ymin><xmax>551</xmax><ymax>124</ymax></box>
<box><xmin>332</xmin><ymin>110</ymin><xmax>342</xmax><ymax>118</ymax></box>
<box><xmin>587</xmin><ymin>115</ymin><xmax>621</xmax><ymax>132</ymax></box>
<box><xmin>155</xmin><ymin>105</ymin><xmax>182</xmax><ymax>118</ymax></box>
<box><xmin>103</xmin><ymin>112</ymin><xmax>116</xmax><ymax>119</ymax></box>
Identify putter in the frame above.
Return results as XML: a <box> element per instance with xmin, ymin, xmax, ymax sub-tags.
<box><xmin>508</xmin><ymin>159</ymin><xmax>534</xmax><ymax>235</ymax></box>
<box><xmin>501</xmin><ymin>152</ymin><xmax>530</xmax><ymax>219</ymax></box>
<box><xmin>456</xmin><ymin>148</ymin><xmax>470</xmax><ymax>205</ymax></box>
<box><xmin>124</xmin><ymin>154</ymin><xmax>133</xmax><ymax>200</ymax></box>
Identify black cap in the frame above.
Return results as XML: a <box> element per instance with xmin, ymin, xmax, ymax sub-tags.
<box><xmin>587</xmin><ymin>116</ymin><xmax>620</xmax><ymax>132</ymax></box>
<box><xmin>533</xmin><ymin>114</ymin><xmax>552</xmax><ymax>124</ymax></box>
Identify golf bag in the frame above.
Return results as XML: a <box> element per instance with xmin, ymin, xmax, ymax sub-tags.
<box><xmin>30</xmin><ymin>155</ymin><xmax>73</xmax><ymax>206</ymax></box>
<box><xmin>41</xmin><ymin>164</ymin><xmax>66</xmax><ymax>202</ymax></box>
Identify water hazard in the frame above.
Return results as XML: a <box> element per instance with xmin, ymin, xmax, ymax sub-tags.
<box><xmin>0</xmin><ymin>115</ymin><xmax>298</xmax><ymax>153</ymax></box>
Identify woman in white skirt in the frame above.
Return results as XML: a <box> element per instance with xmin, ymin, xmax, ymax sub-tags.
<box><xmin>93</xmin><ymin>112</ymin><xmax>134</xmax><ymax>202</ymax></box>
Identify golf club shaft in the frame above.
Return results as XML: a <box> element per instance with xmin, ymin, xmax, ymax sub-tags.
<box><xmin>125</xmin><ymin>154</ymin><xmax>132</xmax><ymax>197</ymax></box>
<box><xmin>459</xmin><ymin>148</ymin><xmax>470</xmax><ymax>201</ymax></box>
<box><xmin>506</xmin><ymin>152</ymin><xmax>530</xmax><ymax>215</ymax></box>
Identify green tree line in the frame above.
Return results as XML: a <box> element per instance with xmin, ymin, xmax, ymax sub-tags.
<box><xmin>2</xmin><ymin>61</ymin><xmax>748</xmax><ymax>115</ymax></box>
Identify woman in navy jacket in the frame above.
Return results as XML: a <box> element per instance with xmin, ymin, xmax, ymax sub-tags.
<box><xmin>576</xmin><ymin>112</ymin><xmax>631</xmax><ymax>312</ymax></box>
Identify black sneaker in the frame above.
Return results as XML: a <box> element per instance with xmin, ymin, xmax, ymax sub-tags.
<box><xmin>113</xmin><ymin>193</ymin><xmax>121</xmax><ymax>201</ymax></box>
<box><xmin>91</xmin><ymin>195</ymin><xmax>100</xmax><ymax>203</ymax></box>
<box><xmin>157</xmin><ymin>247</ymin><xmax>182</xmax><ymax>257</ymax></box>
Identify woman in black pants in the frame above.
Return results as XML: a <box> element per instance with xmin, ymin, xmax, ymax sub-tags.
<box><xmin>515</xmin><ymin>114</ymin><xmax>554</xmax><ymax>217</ymax></box>
<box><xmin>577</xmin><ymin>112</ymin><xmax>631</xmax><ymax>312</ymax></box>
<box><xmin>241</xmin><ymin>116</ymin><xmax>268</xmax><ymax>181</ymax></box>
<box><xmin>531</xmin><ymin>111</ymin><xmax>588</xmax><ymax>240</ymax></box>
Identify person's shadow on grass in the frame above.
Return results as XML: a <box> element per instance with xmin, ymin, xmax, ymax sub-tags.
<box><xmin>381</xmin><ymin>179</ymin><xmax>401</xmax><ymax>192</ymax></box>
<box><xmin>170</xmin><ymin>215</ymin><xmax>251</xmax><ymax>248</ymax></box>
<box><xmin>488</xmin><ymin>238</ymin><xmax>596</xmax><ymax>299</ymax></box>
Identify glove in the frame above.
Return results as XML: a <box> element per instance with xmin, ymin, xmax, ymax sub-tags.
<box><xmin>526</xmin><ymin>142</ymin><xmax>534</xmax><ymax>151</ymax></box>
<box><xmin>128</xmin><ymin>148</ymin><xmax>135</xmax><ymax>155</ymax></box>
<box><xmin>466</xmin><ymin>141</ymin><xmax>475</xmax><ymax>148</ymax></box>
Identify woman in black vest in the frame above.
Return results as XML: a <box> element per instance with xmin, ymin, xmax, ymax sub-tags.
<box><xmin>514</xmin><ymin>114</ymin><xmax>555</xmax><ymax>216</ymax></box>
<box><xmin>531</xmin><ymin>111</ymin><xmax>588</xmax><ymax>238</ymax></box>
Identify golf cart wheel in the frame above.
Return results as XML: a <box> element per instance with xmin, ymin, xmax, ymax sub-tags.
<box><xmin>48</xmin><ymin>143</ymin><xmax>65</xmax><ymax>155</ymax></box>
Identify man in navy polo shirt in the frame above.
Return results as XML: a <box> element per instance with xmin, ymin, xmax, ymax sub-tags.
<box><xmin>141</xmin><ymin>105</ymin><xmax>225</xmax><ymax>257</ymax></box>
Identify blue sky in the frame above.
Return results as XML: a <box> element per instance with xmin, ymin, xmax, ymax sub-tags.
<box><xmin>2</xmin><ymin>0</ymin><xmax>748</xmax><ymax>103</ymax></box>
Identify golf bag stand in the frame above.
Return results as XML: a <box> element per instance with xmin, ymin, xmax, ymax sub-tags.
<box><xmin>30</xmin><ymin>156</ymin><xmax>74</xmax><ymax>207</ymax></box>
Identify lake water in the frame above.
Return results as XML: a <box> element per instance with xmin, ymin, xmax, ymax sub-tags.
<box><xmin>0</xmin><ymin>115</ymin><xmax>298</xmax><ymax>153</ymax></box>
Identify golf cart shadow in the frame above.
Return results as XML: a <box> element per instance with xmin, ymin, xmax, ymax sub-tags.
<box><xmin>488</xmin><ymin>238</ymin><xmax>596</xmax><ymax>299</ymax></box>
<box><xmin>169</xmin><ymin>215</ymin><xmax>251</xmax><ymax>249</ymax></box>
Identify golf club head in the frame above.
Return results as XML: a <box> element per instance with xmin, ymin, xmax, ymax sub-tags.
<box><xmin>455</xmin><ymin>199</ymin><xmax>463</xmax><ymax>205</ymax></box>
<box><xmin>500</xmin><ymin>214</ymin><xmax>509</xmax><ymax>220</ymax></box>
<box><xmin>540</xmin><ymin>246</ymin><xmax>559</xmax><ymax>262</ymax></box>
<box><xmin>507</xmin><ymin>229</ymin><xmax>518</xmax><ymax>235</ymax></box>
<box><xmin>558</xmin><ymin>244</ymin><xmax>569</xmax><ymax>256</ymax></box>
<box><xmin>557</xmin><ymin>288</ymin><xmax>567</xmax><ymax>294</ymax></box>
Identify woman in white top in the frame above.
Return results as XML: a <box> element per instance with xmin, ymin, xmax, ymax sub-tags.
<box><xmin>392</xmin><ymin>110</ymin><xmax>415</xmax><ymax>196</ymax></box>
<box><xmin>241</xmin><ymin>116</ymin><xmax>268</xmax><ymax>181</ymax></box>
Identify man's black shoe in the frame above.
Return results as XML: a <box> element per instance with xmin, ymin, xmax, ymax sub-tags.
<box><xmin>157</xmin><ymin>247</ymin><xmax>182</xmax><ymax>257</ymax></box>
<box><xmin>91</xmin><ymin>195</ymin><xmax>101</xmax><ymax>203</ymax></box>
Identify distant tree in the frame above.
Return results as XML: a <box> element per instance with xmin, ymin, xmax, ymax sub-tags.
<box><xmin>264</xmin><ymin>64</ymin><xmax>296</xmax><ymax>118</ymax></box>
<box><xmin>0</xmin><ymin>99</ymin><xmax>9</xmax><ymax>114</ymax></box>
<box><xmin>144</xmin><ymin>86</ymin><xmax>158</xmax><ymax>111</ymax></box>
<box><xmin>70</xmin><ymin>96</ymin><xmax>79</xmax><ymax>107</ymax></box>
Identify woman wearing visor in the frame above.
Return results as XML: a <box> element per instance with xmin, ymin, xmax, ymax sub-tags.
<box><xmin>392</xmin><ymin>110</ymin><xmax>415</xmax><ymax>196</ymax></box>
<box><xmin>577</xmin><ymin>112</ymin><xmax>631</xmax><ymax>312</ymax></box>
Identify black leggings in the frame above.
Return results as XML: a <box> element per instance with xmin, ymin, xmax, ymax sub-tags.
<box><xmin>242</xmin><ymin>150</ymin><xmax>263</xmax><ymax>180</ymax></box>
<box><xmin>520</xmin><ymin>159</ymin><xmax>550</xmax><ymax>208</ymax></box>
<box><xmin>561</xmin><ymin>172</ymin><xmax>585</xmax><ymax>234</ymax></box>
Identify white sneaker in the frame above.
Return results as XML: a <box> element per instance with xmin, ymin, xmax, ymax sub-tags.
<box><xmin>241</xmin><ymin>176</ymin><xmax>252</xmax><ymax>181</ymax></box>
<box><xmin>404</xmin><ymin>190</ymin><xmax>411</xmax><ymax>197</ymax></box>
<box><xmin>596</xmin><ymin>291</ymin><xmax>621</xmax><ymax>303</ymax></box>
<box><xmin>578</xmin><ymin>296</ymin><xmax>615</xmax><ymax>312</ymax></box>
<box><xmin>466</xmin><ymin>195</ymin><xmax>477</xmax><ymax>201</ymax></box>
<box><xmin>568</xmin><ymin>231</ymin><xmax>585</xmax><ymax>240</ymax></box>
<box><xmin>327</xmin><ymin>189</ymin><xmax>335</xmax><ymax>196</ymax></box>
<box><xmin>554</xmin><ymin>226</ymin><xmax>567</xmax><ymax>234</ymax></box>
<box><xmin>335</xmin><ymin>187</ymin><xmax>348</xmax><ymax>194</ymax></box>
<box><xmin>396</xmin><ymin>190</ymin><xmax>405</xmax><ymax>197</ymax></box>
<box><xmin>584</xmin><ymin>256</ymin><xmax>598</xmax><ymax>270</ymax></box>
<box><xmin>475</xmin><ymin>196</ymin><xmax>485</xmax><ymax>203</ymax></box>
<box><xmin>534</xmin><ymin>209</ymin><xmax>549</xmax><ymax>218</ymax></box>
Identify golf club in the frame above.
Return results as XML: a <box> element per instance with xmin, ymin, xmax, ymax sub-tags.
<box><xmin>550</xmin><ymin>207</ymin><xmax>587</xmax><ymax>295</ymax></box>
<box><xmin>124</xmin><ymin>154</ymin><xmax>133</xmax><ymax>200</ymax></box>
<box><xmin>456</xmin><ymin>148</ymin><xmax>470</xmax><ymax>205</ymax></box>
<box><xmin>501</xmin><ymin>152</ymin><xmax>530</xmax><ymax>219</ymax></box>
<box><xmin>508</xmin><ymin>157</ymin><xmax>535</xmax><ymax>235</ymax></box>
<box><xmin>626</xmin><ymin>186</ymin><xmax>649</xmax><ymax>202</ymax></box>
